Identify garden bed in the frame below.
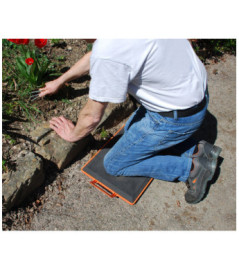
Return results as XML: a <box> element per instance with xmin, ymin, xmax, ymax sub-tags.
<box><xmin>2</xmin><ymin>39</ymin><xmax>90</xmax><ymax>176</ymax></box>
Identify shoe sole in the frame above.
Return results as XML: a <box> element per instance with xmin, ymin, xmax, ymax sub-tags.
<box><xmin>186</xmin><ymin>158</ymin><xmax>218</xmax><ymax>204</ymax></box>
<box><xmin>210</xmin><ymin>145</ymin><xmax>222</xmax><ymax>160</ymax></box>
<box><xmin>197</xmin><ymin>145</ymin><xmax>222</xmax><ymax>203</ymax></box>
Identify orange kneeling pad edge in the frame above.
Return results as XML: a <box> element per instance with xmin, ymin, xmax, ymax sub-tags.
<box><xmin>81</xmin><ymin>125</ymin><xmax>153</xmax><ymax>205</ymax></box>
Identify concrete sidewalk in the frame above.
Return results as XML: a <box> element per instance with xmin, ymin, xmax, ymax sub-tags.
<box><xmin>30</xmin><ymin>54</ymin><xmax>236</xmax><ymax>231</ymax></box>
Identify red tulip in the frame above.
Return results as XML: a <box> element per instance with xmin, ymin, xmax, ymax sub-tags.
<box><xmin>7</xmin><ymin>39</ymin><xmax>29</xmax><ymax>45</ymax></box>
<box><xmin>20</xmin><ymin>39</ymin><xmax>30</xmax><ymax>45</ymax></box>
<box><xmin>25</xmin><ymin>58</ymin><xmax>34</xmax><ymax>65</ymax></box>
<box><xmin>34</xmin><ymin>39</ymin><xmax>47</xmax><ymax>48</ymax></box>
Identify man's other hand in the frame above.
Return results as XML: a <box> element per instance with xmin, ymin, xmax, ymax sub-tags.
<box><xmin>49</xmin><ymin>116</ymin><xmax>78</xmax><ymax>142</ymax></box>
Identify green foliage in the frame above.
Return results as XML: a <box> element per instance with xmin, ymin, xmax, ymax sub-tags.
<box><xmin>14</xmin><ymin>45</ymin><xmax>50</xmax><ymax>87</ymax></box>
<box><xmin>2</xmin><ymin>41</ymin><xmax>21</xmax><ymax>88</ymax></box>
<box><xmin>51</xmin><ymin>39</ymin><xmax>62</xmax><ymax>45</ymax></box>
<box><xmin>2</xmin><ymin>159</ymin><xmax>7</xmax><ymax>173</ymax></box>
<box><xmin>61</xmin><ymin>98</ymin><xmax>71</xmax><ymax>104</ymax></box>
<box><xmin>56</xmin><ymin>55</ymin><xmax>66</xmax><ymax>61</ymax></box>
<box><xmin>47</xmin><ymin>62</ymin><xmax>62</xmax><ymax>77</ymax></box>
<box><xmin>87</xmin><ymin>43</ymin><xmax>93</xmax><ymax>52</ymax></box>
<box><xmin>4</xmin><ymin>135</ymin><xmax>16</xmax><ymax>145</ymax></box>
<box><xmin>2</xmin><ymin>99</ymin><xmax>41</xmax><ymax>121</ymax></box>
<box><xmin>100</xmin><ymin>127</ymin><xmax>109</xmax><ymax>139</ymax></box>
<box><xmin>2</xmin><ymin>39</ymin><xmax>58</xmax><ymax>121</ymax></box>
<box><xmin>192</xmin><ymin>39</ymin><xmax>236</xmax><ymax>61</ymax></box>
<box><xmin>17</xmin><ymin>100</ymin><xmax>42</xmax><ymax>121</ymax></box>
<box><xmin>2</xmin><ymin>102</ymin><xmax>16</xmax><ymax>116</ymax></box>
<box><xmin>2</xmin><ymin>39</ymin><xmax>19</xmax><ymax>57</ymax></box>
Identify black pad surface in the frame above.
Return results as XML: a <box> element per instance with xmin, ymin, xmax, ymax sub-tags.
<box><xmin>82</xmin><ymin>128</ymin><xmax>153</xmax><ymax>204</ymax></box>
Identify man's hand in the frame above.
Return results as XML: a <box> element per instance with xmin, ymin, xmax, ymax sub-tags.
<box><xmin>38</xmin><ymin>52</ymin><xmax>92</xmax><ymax>98</ymax></box>
<box><xmin>39</xmin><ymin>79</ymin><xmax>63</xmax><ymax>98</ymax></box>
<box><xmin>49</xmin><ymin>116</ymin><xmax>79</xmax><ymax>142</ymax></box>
<box><xmin>50</xmin><ymin>99</ymin><xmax>107</xmax><ymax>143</ymax></box>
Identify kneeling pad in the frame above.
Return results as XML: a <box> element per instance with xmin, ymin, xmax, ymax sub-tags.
<box><xmin>81</xmin><ymin>126</ymin><xmax>153</xmax><ymax>205</ymax></box>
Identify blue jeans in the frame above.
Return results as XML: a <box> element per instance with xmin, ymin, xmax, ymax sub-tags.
<box><xmin>104</xmin><ymin>95</ymin><xmax>208</xmax><ymax>182</ymax></box>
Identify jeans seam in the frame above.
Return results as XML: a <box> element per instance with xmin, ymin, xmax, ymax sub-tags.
<box><xmin>180</xmin><ymin>157</ymin><xmax>192</xmax><ymax>182</ymax></box>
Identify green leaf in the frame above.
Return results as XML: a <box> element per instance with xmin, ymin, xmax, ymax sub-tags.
<box><xmin>16</xmin><ymin>59</ymin><xmax>29</xmax><ymax>79</ymax></box>
<box><xmin>30</xmin><ymin>62</ymin><xmax>38</xmax><ymax>82</ymax></box>
<box><xmin>30</xmin><ymin>49</ymin><xmax>36</xmax><ymax>59</ymax></box>
<box><xmin>17</xmin><ymin>57</ymin><xmax>27</xmax><ymax>69</ymax></box>
<box><xmin>26</xmin><ymin>64</ymin><xmax>31</xmax><ymax>76</ymax></box>
<box><xmin>26</xmin><ymin>51</ymin><xmax>31</xmax><ymax>58</ymax></box>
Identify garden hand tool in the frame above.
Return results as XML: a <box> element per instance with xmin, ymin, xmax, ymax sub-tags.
<box><xmin>30</xmin><ymin>88</ymin><xmax>48</xmax><ymax>101</ymax></box>
<box><xmin>30</xmin><ymin>90</ymin><xmax>41</xmax><ymax>101</ymax></box>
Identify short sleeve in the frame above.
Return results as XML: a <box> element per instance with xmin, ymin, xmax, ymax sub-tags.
<box><xmin>89</xmin><ymin>57</ymin><xmax>131</xmax><ymax>103</ymax></box>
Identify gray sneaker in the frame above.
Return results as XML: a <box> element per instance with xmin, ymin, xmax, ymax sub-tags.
<box><xmin>185</xmin><ymin>156</ymin><xmax>217</xmax><ymax>204</ymax></box>
<box><xmin>193</xmin><ymin>140</ymin><xmax>222</xmax><ymax>160</ymax></box>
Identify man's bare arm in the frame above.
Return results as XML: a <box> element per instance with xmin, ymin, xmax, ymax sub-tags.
<box><xmin>58</xmin><ymin>51</ymin><xmax>91</xmax><ymax>84</ymax></box>
<box><xmin>49</xmin><ymin>98</ymin><xmax>108</xmax><ymax>142</ymax></box>
<box><xmin>39</xmin><ymin>51</ymin><xmax>92</xmax><ymax>97</ymax></box>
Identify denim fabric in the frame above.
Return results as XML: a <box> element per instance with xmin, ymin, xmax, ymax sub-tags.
<box><xmin>104</xmin><ymin>94</ymin><xmax>208</xmax><ymax>182</ymax></box>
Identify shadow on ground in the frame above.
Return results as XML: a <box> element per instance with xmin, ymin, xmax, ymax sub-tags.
<box><xmin>194</xmin><ymin>110</ymin><xmax>219</xmax><ymax>144</ymax></box>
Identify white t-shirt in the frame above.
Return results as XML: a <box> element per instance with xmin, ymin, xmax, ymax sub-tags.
<box><xmin>89</xmin><ymin>39</ymin><xmax>207</xmax><ymax>112</ymax></box>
